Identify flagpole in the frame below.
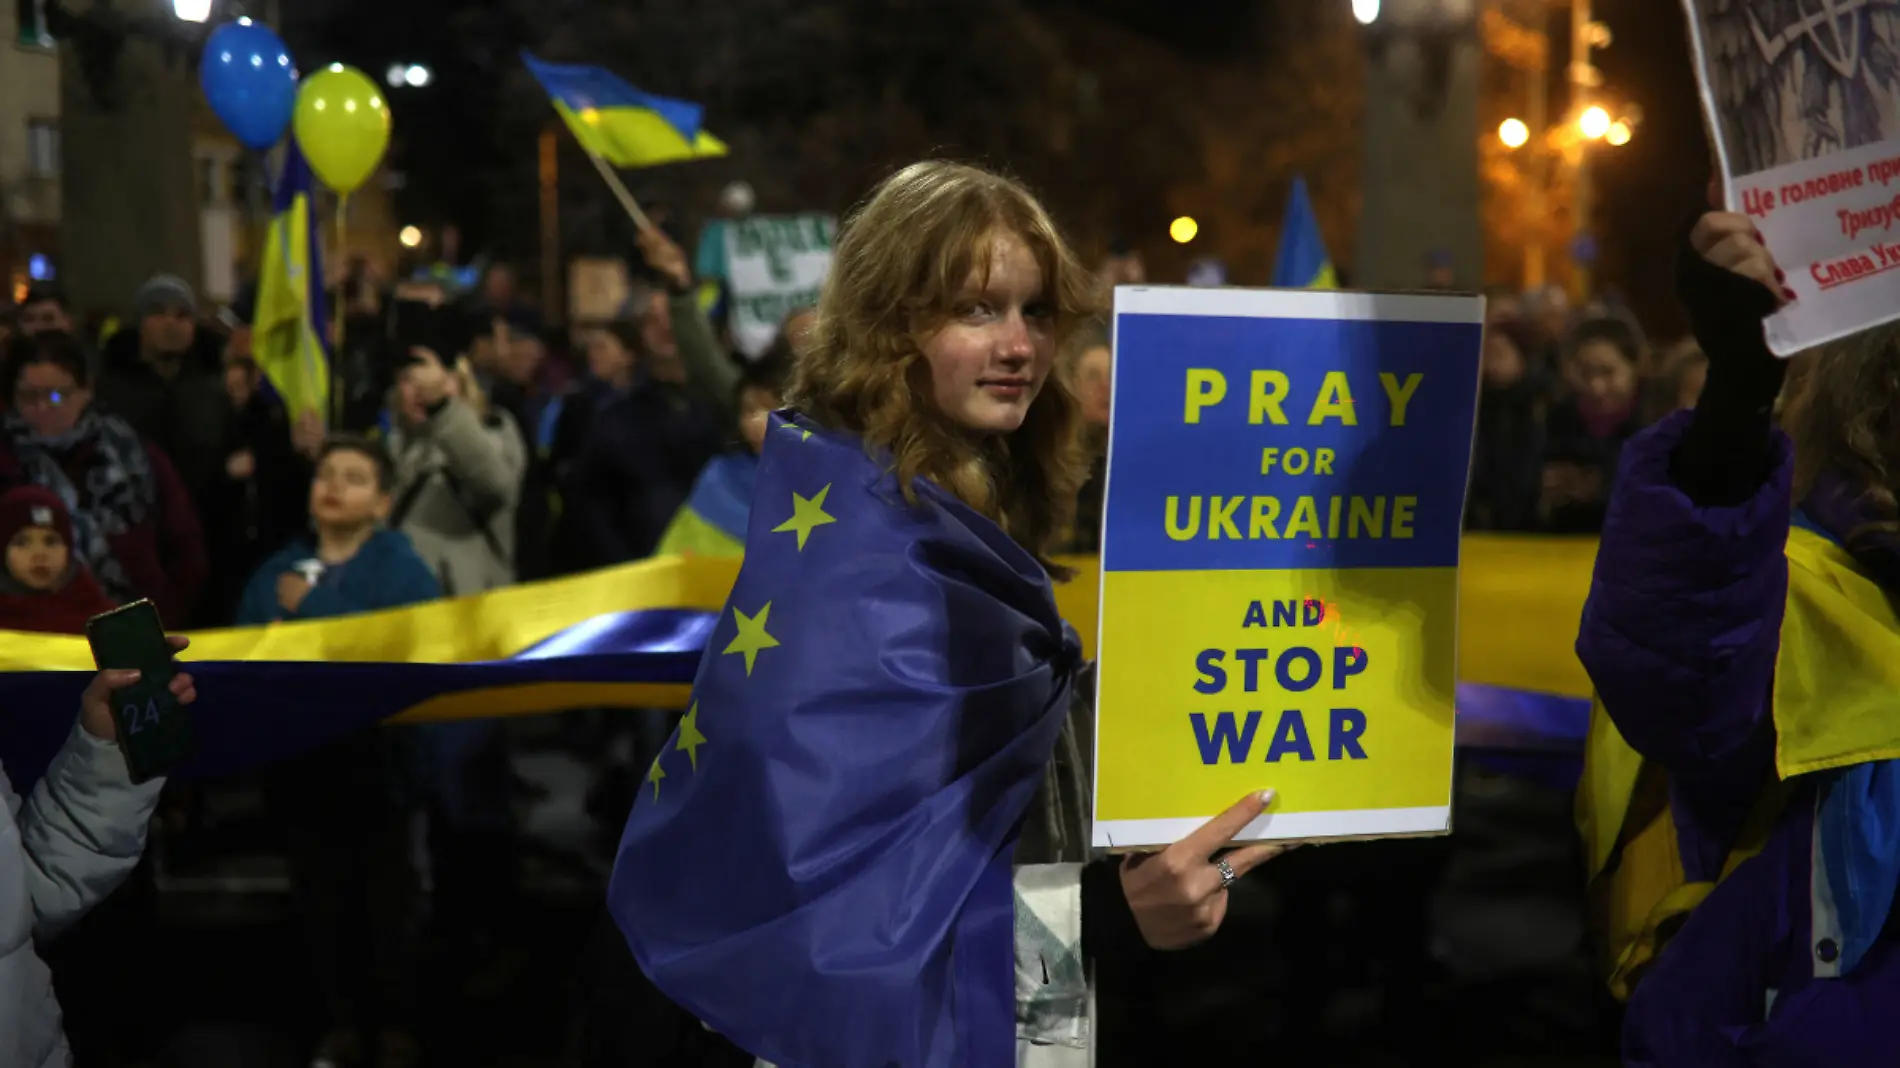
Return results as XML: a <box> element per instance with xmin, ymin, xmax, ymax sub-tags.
<box><xmin>580</xmin><ymin>150</ymin><xmax>655</xmax><ymax>234</ymax></box>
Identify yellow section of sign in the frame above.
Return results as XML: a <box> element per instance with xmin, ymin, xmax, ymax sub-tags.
<box><xmin>1094</xmin><ymin>566</ymin><xmax>1457</xmax><ymax>823</ymax></box>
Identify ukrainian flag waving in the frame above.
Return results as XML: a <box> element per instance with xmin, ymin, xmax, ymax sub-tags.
<box><xmin>523</xmin><ymin>52</ymin><xmax>727</xmax><ymax>169</ymax></box>
<box><xmin>251</xmin><ymin>142</ymin><xmax>330</xmax><ymax>423</ymax></box>
<box><xmin>1270</xmin><ymin>175</ymin><xmax>1337</xmax><ymax>290</ymax></box>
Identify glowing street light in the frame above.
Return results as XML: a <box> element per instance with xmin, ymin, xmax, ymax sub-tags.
<box><xmin>386</xmin><ymin>63</ymin><xmax>433</xmax><ymax>88</ymax></box>
<box><xmin>1170</xmin><ymin>217</ymin><xmax>1199</xmax><ymax>244</ymax></box>
<box><xmin>399</xmin><ymin>226</ymin><xmax>424</xmax><ymax>249</ymax></box>
<box><xmin>1579</xmin><ymin>105</ymin><xmax>1612</xmax><ymax>141</ymax></box>
<box><xmin>1606</xmin><ymin>119</ymin><xmax>1633</xmax><ymax>147</ymax></box>
<box><xmin>1498</xmin><ymin>118</ymin><xmax>1531</xmax><ymax>150</ymax></box>
<box><xmin>1351</xmin><ymin>0</ymin><xmax>1381</xmax><ymax>25</ymax></box>
<box><xmin>172</xmin><ymin>0</ymin><xmax>213</xmax><ymax>21</ymax></box>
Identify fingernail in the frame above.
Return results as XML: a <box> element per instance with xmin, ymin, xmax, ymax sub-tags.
<box><xmin>1258</xmin><ymin>789</ymin><xmax>1276</xmax><ymax>807</ymax></box>
<box><xmin>1783</xmin><ymin>287</ymin><xmax>1798</xmax><ymax>302</ymax></box>
<box><xmin>1775</xmin><ymin>267</ymin><xmax>1787</xmax><ymax>281</ymax></box>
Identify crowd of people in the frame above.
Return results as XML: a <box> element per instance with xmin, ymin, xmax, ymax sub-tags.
<box><xmin>0</xmin><ymin>218</ymin><xmax>814</xmax><ymax>1067</ymax></box>
<box><xmin>3</xmin><ymin>154</ymin><xmax>1894</xmax><ymax>1068</ymax></box>
<box><xmin>1468</xmin><ymin>285</ymin><xmax>1708</xmax><ymax>536</ymax></box>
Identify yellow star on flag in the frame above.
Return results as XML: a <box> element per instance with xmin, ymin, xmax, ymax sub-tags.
<box><xmin>773</xmin><ymin>484</ymin><xmax>836</xmax><ymax>551</ymax></box>
<box><xmin>646</xmin><ymin>756</ymin><xmax>666</xmax><ymax>800</ymax></box>
<box><xmin>781</xmin><ymin>423</ymin><xmax>812</xmax><ymax>442</ymax></box>
<box><xmin>723</xmin><ymin>602</ymin><xmax>781</xmax><ymax>676</ymax></box>
<box><xmin>676</xmin><ymin>701</ymin><xmax>708</xmax><ymax>771</ymax></box>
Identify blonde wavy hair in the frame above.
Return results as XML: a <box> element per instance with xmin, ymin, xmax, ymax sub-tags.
<box><xmin>1782</xmin><ymin>324</ymin><xmax>1900</xmax><ymax>528</ymax></box>
<box><xmin>788</xmin><ymin>161</ymin><xmax>1102</xmax><ymax>571</ymax></box>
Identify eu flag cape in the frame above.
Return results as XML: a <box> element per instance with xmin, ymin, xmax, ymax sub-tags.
<box><xmin>610</xmin><ymin>413</ymin><xmax>1083</xmax><ymax>1068</ymax></box>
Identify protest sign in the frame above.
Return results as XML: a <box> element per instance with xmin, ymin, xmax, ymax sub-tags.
<box><xmin>1685</xmin><ymin>1</ymin><xmax>1900</xmax><ymax>355</ymax></box>
<box><xmin>1091</xmin><ymin>287</ymin><xmax>1483</xmax><ymax>849</ymax></box>
<box><xmin>706</xmin><ymin>213</ymin><xmax>835</xmax><ymax>357</ymax></box>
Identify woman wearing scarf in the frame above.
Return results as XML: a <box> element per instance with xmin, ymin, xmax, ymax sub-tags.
<box><xmin>608</xmin><ymin>162</ymin><xmax>1292</xmax><ymax>1068</ymax></box>
<box><xmin>1575</xmin><ymin>208</ymin><xmax>1900</xmax><ymax>1064</ymax></box>
<box><xmin>0</xmin><ymin>332</ymin><xmax>206</xmax><ymax>628</ymax></box>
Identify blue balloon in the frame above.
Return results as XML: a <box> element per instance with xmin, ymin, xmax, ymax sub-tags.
<box><xmin>199</xmin><ymin>20</ymin><xmax>298</xmax><ymax>151</ymax></box>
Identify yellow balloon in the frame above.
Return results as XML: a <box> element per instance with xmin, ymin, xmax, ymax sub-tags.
<box><xmin>292</xmin><ymin>64</ymin><xmax>391</xmax><ymax>195</ymax></box>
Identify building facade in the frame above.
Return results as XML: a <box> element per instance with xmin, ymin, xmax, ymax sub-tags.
<box><xmin>1</xmin><ymin>0</ymin><xmax>62</xmax><ymax>303</ymax></box>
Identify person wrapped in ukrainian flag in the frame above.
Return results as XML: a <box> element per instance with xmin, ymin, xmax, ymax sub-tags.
<box><xmin>605</xmin><ymin>161</ymin><xmax>1292</xmax><ymax>1067</ymax></box>
<box><xmin>1575</xmin><ymin>204</ymin><xmax>1900</xmax><ymax>1064</ymax></box>
<box><xmin>651</xmin><ymin>347</ymin><xmax>794</xmax><ymax>558</ymax></box>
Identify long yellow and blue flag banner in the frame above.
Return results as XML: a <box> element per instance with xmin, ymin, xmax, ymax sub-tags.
<box><xmin>0</xmin><ymin>537</ymin><xmax>1595</xmax><ymax>794</ymax></box>
<box><xmin>522</xmin><ymin>52</ymin><xmax>727</xmax><ymax>169</ymax></box>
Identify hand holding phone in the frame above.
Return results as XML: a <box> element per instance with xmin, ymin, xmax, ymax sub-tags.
<box><xmin>85</xmin><ymin>602</ymin><xmax>196</xmax><ymax>782</ymax></box>
<box><xmin>80</xmin><ymin>635</ymin><xmax>198</xmax><ymax>742</ymax></box>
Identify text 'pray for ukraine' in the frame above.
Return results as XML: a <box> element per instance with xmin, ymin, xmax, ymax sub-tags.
<box><xmin>1162</xmin><ymin>368</ymin><xmax>1425</xmax><ymax>542</ymax></box>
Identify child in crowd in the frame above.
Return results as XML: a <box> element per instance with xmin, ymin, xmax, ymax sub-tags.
<box><xmin>236</xmin><ymin>435</ymin><xmax>439</xmax><ymax>1068</ymax></box>
<box><xmin>653</xmin><ymin>352</ymin><xmax>790</xmax><ymax>558</ymax></box>
<box><xmin>0</xmin><ymin>484</ymin><xmax>116</xmax><ymax>634</ymax></box>
<box><xmin>239</xmin><ymin>436</ymin><xmax>440</xmax><ymax>623</ymax></box>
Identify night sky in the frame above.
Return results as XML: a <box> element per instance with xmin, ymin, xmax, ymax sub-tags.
<box><xmin>285</xmin><ymin>0</ymin><xmax>1716</xmax><ymax>337</ymax></box>
<box><xmin>1593</xmin><ymin>0</ymin><xmax>1713</xmax><ymax>339</ymax></box>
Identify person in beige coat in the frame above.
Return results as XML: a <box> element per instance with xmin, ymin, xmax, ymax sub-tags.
<box><xmin>385</xmin><ymin>348</ymin><xmax>526</xmax><ymax>597</ymax></box>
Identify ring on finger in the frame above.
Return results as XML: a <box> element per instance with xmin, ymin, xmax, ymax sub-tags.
<box><xmin>1215</xmin><ymin>857</ymin><xmax>1238</xmax><ymax>892</ymax></box>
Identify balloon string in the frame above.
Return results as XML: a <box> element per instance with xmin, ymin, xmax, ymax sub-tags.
<box><xmin>332</xmin><ymin>194</ymin><xmax>348</xmax><ymax>430</ymax></box>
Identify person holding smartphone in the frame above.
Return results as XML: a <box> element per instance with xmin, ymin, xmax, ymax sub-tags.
<box><xmin>1</xmin><ymin>639</ymin><xmax>197</xmax><ymax>1068</ymax></box>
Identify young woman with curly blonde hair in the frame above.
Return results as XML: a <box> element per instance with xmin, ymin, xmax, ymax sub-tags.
<box><xmin>606</xmin><ymin>161</ymin><xmax>1288</xmax><ymax>1068</ymax></box>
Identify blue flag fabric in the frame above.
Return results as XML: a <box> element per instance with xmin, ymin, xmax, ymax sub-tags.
<box><xmin>1270</xmin><ymin>175</ymin><xmax>1337</xmax><ymax>289</ymax></box>
<box><xmin>610</xmin><ymin>413</ymin><xmax>1083</xmax><ymax>1068</ymax></box>
<box><xmin>0</xmin><ymin>608</ymin><xmax>716</xmax><ymax>797</ymax></box>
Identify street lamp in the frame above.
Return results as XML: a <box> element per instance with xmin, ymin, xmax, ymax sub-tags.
<box><xmin>1606</xmin><ymin>119</ymin><xmax>1632</xmax><ymax>147</ymax></box>
<box><xmin>1352</xmin><ymin>0</ymin><xmax>1381</xmax><ymax>24</ymax></box>
<box><xmin>172</xmin><ymin>0</ymin><xmax>213</xmax><ymax>21</ymax></box>
<box><xmin>1498</xmin><ymin>118</ymin><xmax>1530</xmax><ymax>149</ymax></box>
<box><xmin>399</xmin><ymin>226</ymin><xmax>424</xmax><ymax>249</ymax></box>
<box><xmin>386</xmin><ymin>63</ymin><xmax>432</xmax><ymax>88</ymax></box>
<box><xmin>1170</xmin><ymin>217</ymin><xmax>1199</xmax><ymax>244</ymax></box>
<box><xmin>1578</xmin><ymin>105</ymin><xmax>1612</xmax><ymax>141</ymax></box>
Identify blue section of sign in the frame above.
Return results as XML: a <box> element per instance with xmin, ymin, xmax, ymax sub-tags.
<box><xmin>1103</xmin><ymin>310</ymin><xmax>1482</xmax><ymax>573</ymax></box>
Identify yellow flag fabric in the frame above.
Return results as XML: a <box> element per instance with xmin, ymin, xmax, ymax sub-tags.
<box><xmin>553</xmin><ymin>101</ymin><xmax>728</xmax><ymax>169</ymax></box>
<box><xmin>654</xmin><ymin>507</ymin><xmax>746</xmax><ymax>559</ymax></box>
<box><xmin>1775</xmin><ymin>526</ymin><xmax>1900</xmax><ymax>775</ymax></box>
<box><xmin>251</xmin><ymin>143</ymin><xmax>331</xmax><ymax>423</ymax></box>
<box><xmin>1577</xmin><ymin>524</ymin><xmax>1900</xmax><ymax>996</ymax></box>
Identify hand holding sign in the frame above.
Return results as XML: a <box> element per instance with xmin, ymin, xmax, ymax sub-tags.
<box><xmin>1690</xmin><ymin>212</ymin><xmax>1791</xmax><ymax>305</ymax></box>
<box><xmin>1120</xmin><ymin>789</ymin><xmax>1292</xmax><ymax>951</ymax></box>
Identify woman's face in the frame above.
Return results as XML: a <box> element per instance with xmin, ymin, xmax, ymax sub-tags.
<box><xmin>1074</xmin><ymin>346</ymin><xmax>1112</xmax><ymax>427</ymax></box>
<box><xmin>6</xmin><ymin>526</ymin><xmax>66</xmax><ymax>591</ymax></box>
<box><xmin>1567</xmin><ymin>339</ymin><xmax>1637</xmax><ymax>413</ymax></box>
<box><xmin>739</xmin><ymin>386</ymin><xmax>779</xmax><ymax>454</ymax></box>
<box><xmin>12</xmin><ymin>362</ymin><xmax>88</xmax><ymax>439</ymax></box>
<box><xmin>920</xmin><ymin>232</ymin><xmax>1056</xmax><ymax>435</ymax></box>
<box><xmin>587</xmin><ymin>329</ymin><xmax>635</xmax><ymax>384</ymax></box>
